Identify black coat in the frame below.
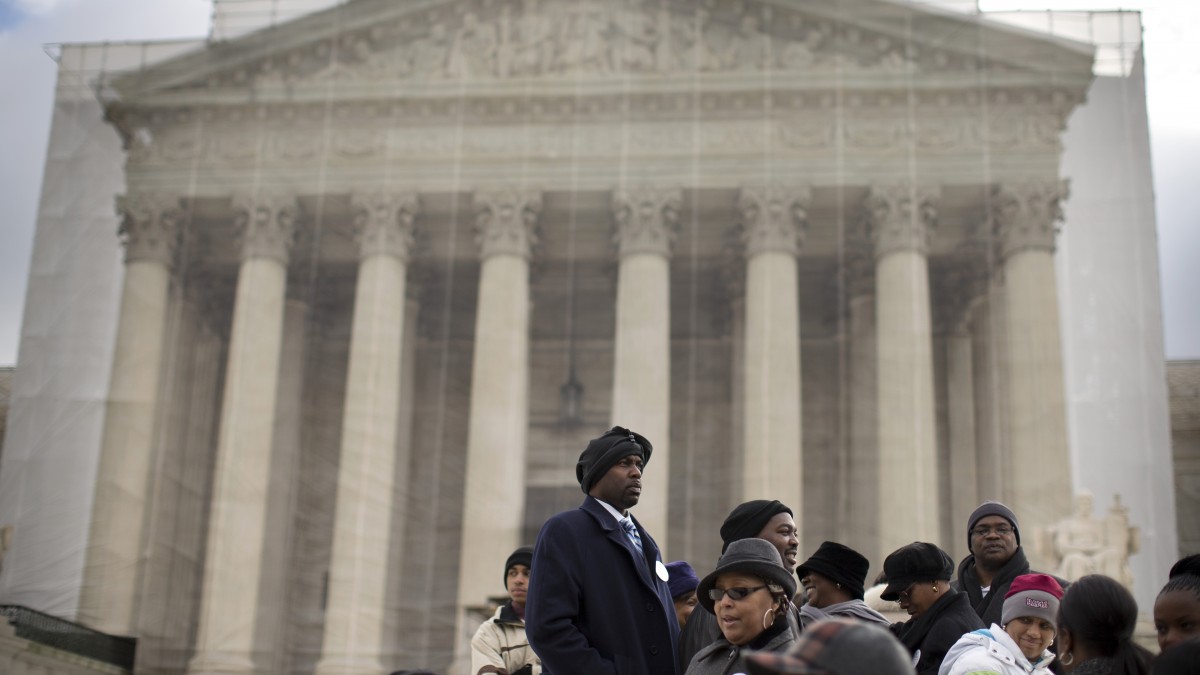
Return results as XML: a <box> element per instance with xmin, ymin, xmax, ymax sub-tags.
<box><xmin>952</xmin><ymin>547</ymin><xmax>1070</xmax><ymax>627</ymax></box>
<box><xmin>526</xmin><ymin>497</ymin><xmax>680</xmax><ymax>675</ymax></box>
<box><xmin>890</xmin><ymin>587</ymin><xmax>985</xmax><ymax>675</ymax></box>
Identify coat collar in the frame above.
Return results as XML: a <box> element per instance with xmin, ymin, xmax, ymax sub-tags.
<box><xmin>579</xmin><ymin>497</ymin><xmax>660</xmax><ymax>591</ymax></box>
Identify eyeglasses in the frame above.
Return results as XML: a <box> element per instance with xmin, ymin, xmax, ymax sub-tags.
<box><xmin>895</xmin><ymin>583</ymin><xmax>917</xmax><ymax>603</ymax></box>
<box><xmin>971</xmin><ymin>525</ymin><xmax>1014</xmax><ymax>537</ymax></box>
<box><xmin>708</xmin><ymin>586</ymin><xmax>766</xmax><ymax>602</ymax></box>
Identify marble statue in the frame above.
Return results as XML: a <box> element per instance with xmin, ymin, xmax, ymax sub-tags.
<box><xmin>1045</xmin><ymin>491</ymin><xmax>1139</xmax><ymax>591</ymax></box>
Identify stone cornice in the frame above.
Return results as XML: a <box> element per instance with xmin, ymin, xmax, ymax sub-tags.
<box><xmin>351</xmin><ymin>191</ymin><xmax>419</xmax><ymax>262</ymax></box>
<box><xmin>861</xmin><ymin>183</ymin><xmax>940</xmax><ymax>258</ymax></box>
<box><xmin>232</xmin><ymin>193</ymin><xmax>300</xmax><ymax>264</ymax></box>
<box><xmin>991</xmin><ymin>180</ymin><xmax>1069</xmax><ymax>258</ymax></box>
<box><xmin>473</xmin><ymin>189</ymin><xmax>542</xmax><ymax>261</ymax></box>
<box><xmin>611</xmin><ymin>187</ymin><xmax>683</xmax><ymax>259</ymax></box>
<box><xmin>738</xmin><ymin>185</ymin><xmax>811</xmax><ymax>258</ymax></box>
<box><xmin>115</xmin><ymin>192</ymin><xmax>186</xmax><ymax>267</ymax></box>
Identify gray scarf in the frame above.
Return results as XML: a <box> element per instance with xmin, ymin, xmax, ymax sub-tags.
<box><xmin>800</xmin><ymin>599</ymin><xmax>891</xmax><ymax>629</ymax></box>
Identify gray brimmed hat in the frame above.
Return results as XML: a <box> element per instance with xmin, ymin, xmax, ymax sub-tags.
<box><xmin>880</xmin><ymin>542</ymin><xmax>954</xmax><ymax>602</ymax></box>
<box><xmin>744</xmin><ymin>618</ymin><xmax>914</xmax><ymax>675</ymax></box>
<box><xmin>697</xmin><ymin>538</ymin><xmax>797</xmax><ymax>614</ymax></box>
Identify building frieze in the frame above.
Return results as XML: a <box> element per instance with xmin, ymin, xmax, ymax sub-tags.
<box><xmin>123</xmin><ymin>107</ymin><xmax>1067</xmax><ymax>175</ymax></box>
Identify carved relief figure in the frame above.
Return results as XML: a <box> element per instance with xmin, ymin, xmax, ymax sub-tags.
<box><xmin>448</xmin><ymin>12</ymin><xmax>498</xmax><ymax>78</ymax></box>
<box><xmin>725</xmin><ymin>15</ymin><xmax>773</xmax><ymax>71</ymax></box>
<box><xmin>1044</xmin><ymin>492</ymin><xmax>1139</xmax><ymax>591</ymax></box>
<box><xmin>407</xmin><ymin>22</ymin><xmax>451</xmax><ymax>78</ymax></box>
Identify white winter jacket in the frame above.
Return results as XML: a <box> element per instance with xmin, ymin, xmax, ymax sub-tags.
<box><xmin>939</xmin><ymin>624</ymin><xmax>1055</xmax><ymax>675</ymax></box>
<box><xmin>470</xmin><ymin>603</ymin><xmax>542</xmax><ymax>675</ymax></box>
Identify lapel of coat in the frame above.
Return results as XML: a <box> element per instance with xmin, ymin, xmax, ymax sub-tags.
<box><xmin>581</xmin><ymin>498</ymin><xmax>658</xmax><ymax>591</ymax></box>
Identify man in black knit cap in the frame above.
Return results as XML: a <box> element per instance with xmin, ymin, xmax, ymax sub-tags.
<box><xmin>676</xmin><ymin>499</ymin><xmax>800</xmax><ymax>669</ymax></box>
<box><xmin>525</xmin><ymin>426</ymin><xmax>679</xmax><ymax>675</ymax></box>
<box><xmin>952</xmin><ymin>500</ymin><xmax>1069</xmax><ymax>627</ymax></box>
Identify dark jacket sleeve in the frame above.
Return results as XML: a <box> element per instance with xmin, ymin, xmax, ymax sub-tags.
<box><xmin>677</xmin><ymin>607</ymin><xmax>720</xmax><ymax>669</ymax></box>
<box><xmin>524</xmin><ymin>516</ymin><xmax>617</xmax><ymax>675</ymax></box>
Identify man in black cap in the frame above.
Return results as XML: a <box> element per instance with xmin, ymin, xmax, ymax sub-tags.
<box><xmin>952</xmin><ymin>500</ymin><xmax>1069</xmax><ymax>627</ymax></box>
<box><xmin>525</xmin><ymin>427</ymin><xmax>680</xmax><ymax>675</ymax></box>
<box><xmin>677</xmin><ymin>499</ymin><xmax>800</xmax><ymax>668</ymax></box>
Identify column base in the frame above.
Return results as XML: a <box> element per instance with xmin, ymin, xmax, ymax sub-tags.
<box><xmin>187</xmin><ymin>652</ymin><xmax>256</xmax><ymax>675</ymax></box>
<box><xmin>313</xmin><ymin>655</ymin><xmax>386</xmax><ymax>675</ymax></box>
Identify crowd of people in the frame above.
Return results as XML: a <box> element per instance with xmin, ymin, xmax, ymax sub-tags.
<box><xmin>463</xmin><ymin>426</ymin><xmax>1200</xmax><ymax>675</ymax></box>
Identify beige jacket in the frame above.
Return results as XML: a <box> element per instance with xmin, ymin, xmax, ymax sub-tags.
<box><xmin>471</xmin><ymin>603</ymin><xmax>542</xmax><ymax>675</ymax></box>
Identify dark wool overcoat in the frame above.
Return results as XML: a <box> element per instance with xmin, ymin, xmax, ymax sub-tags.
<box><xmin>526</xmin><ymin>497</ymin><xmax>680</xmax><ymax>675</ymax></box>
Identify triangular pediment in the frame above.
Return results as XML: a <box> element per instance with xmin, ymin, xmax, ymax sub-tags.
<box><xmin>111</xmin><ymin>0</ymin><xmax>1094</xmax><ymax>104</ymax></box>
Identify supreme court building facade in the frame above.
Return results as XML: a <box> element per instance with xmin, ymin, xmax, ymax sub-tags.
<box><xmin>0</xmin><ymin>1</ymin><xmax>1177</xmax><ymax>673</ymax></box>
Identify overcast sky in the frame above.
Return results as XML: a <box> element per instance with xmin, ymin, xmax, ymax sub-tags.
<box><xmin>0</xmin><ymin>0</ymin><xmax>1196</xmax><ymax>366</ymax></box>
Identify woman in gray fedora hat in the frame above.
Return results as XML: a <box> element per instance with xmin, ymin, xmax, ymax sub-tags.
<box><xmin>685</xmin><ymin>538</ymin><xmax>799</xmax><ymax>675</ymax></box>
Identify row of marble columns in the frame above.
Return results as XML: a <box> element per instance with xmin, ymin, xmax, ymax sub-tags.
<box><xmin>80</xmin><ymin>179</ymin><xmax>1071</xmax><ymax>673</ymax></box>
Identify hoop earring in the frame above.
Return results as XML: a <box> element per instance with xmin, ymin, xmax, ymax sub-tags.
<box><xmin>762</xmin><ymin>608</ymin><xmax>774</xmax><ymax>631</ymax></box>
<box><xmin>1060</xmin><ymin>653</ymin><xmax>1074</xmax><ymax>667</ymax></box>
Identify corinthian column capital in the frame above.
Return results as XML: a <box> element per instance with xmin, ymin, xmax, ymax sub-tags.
<box><xmin>351</xmin><ymin>192</ymin><xmax>419</xmax><ymax>262</ymax></box>
<box><xmin>991</xmin><ymin>180</ymin><xmax>1068</xmax><ymax>258</ymax></box>
<box><xmin>862</xmin><ymin>183</ymin><xmax>940</xmax><ymax>258</ymax></box>
<box><xmin>115</xmin><ymin>192</ymin><xmax>186</xmax><ymax>266</ymax></box>
<box><xmin>612</xmin><ymin>187</ymin><xmax>683</xmax><ymax>259</ymax></box>
<box><xmin>232</xmin><ymin>193</ymin><xmax>300</xmax><ymax>264</ymax></box>
<box><xmin>738</xmin><ymin>185</ymin><xmax>811</xmax><ymax>258</ymax></box>
<box><xmin>473</xmin><ymin>188</ymin><xmax>542</xmax><ymax>261</ymax></box>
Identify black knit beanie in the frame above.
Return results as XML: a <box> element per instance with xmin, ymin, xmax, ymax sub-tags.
<box><xmin>967</xmin><ymin>500</ymin><xmax>1021</xmax><ymax>548</ymax></box>
<box><xmin>576</xmin><ymin>426</ymin><xmax>652</xmax><ymax>494</ymax></box>
<box><xmin>719</xmin><ymin>500</ymin><xmax>793</xmax><ymax>553</ymax></box>
<box><xmin>503</xmin><ymin>546</ymin><xmax>533</xmax><ymax>588</ymax></box>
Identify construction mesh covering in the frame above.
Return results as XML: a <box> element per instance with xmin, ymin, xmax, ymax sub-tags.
<box><xmin>0</xmin><ymin>2</ymin><xmax>1176</xmax><ymax>674</ymax></box>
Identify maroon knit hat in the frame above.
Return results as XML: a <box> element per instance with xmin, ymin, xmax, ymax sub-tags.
<box><xmin>1002</xmin><ymin>573</ymin><xmax>1064</xmax><ymax>629</ymax></box>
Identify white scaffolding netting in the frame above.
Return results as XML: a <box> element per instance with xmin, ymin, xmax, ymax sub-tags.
<box><xmin>0</xmin><ymin>2</ymin><xmax>1177</xmax><ymax>673</ymax></box>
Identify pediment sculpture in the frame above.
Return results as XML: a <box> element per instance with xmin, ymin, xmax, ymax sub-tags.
<box><xmin>247</xmin><ymin>0</ymin><xmax>943</xmax><ymax>88</ymax></box>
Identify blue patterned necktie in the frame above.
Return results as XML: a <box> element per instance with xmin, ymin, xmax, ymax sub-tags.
<box><xmin>621</xmin><ymin>517</ymin><xmax>644</xmax><ymax>556</ymax></box>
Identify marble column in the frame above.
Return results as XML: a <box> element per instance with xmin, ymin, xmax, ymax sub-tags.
<box><xmin>973</xmin><ymin>279</ymin><xmax>1009</xmax><ymax>502</ymax></box>
<box><xmin>737</xmin><ymin>186</ymin><xmax>807</xmax><ymax>521</ymax></box>
<box><xmin>992</xmin><ymin>181</ymin><xmax>1072</xmax><ymax>533</ymax></box>
<box><xmin>845</xmin><ymin>251</ymin><xmax>880</xmax><ymax>569</ymax></box>
<box><xmin>316</xmin><ymin>193</ymin><xmax>418</xmax><ymax>675</ymax></box>
<box><xmin>610</xmin><ymin>187</ymin><xmax>681</xmax><ymax>541</ymax></box>
<box><xmin>79</xmin><ymin>193</ymin><xmax>183</xmax><ymax>635</ymax></box>
<box><xmin>189</xmin><ymin>194</ymin><xmax>298</xmax><ymax>675</ymax></box>
<box><xmin>864</xmin><ymin>184</ymin><xmax>941</xmax><ymax>556</ymax></box>
<box><xmin>454</xmin><ymin>189</ymin><xmax>540</xmax><ymax>656</ymax></box>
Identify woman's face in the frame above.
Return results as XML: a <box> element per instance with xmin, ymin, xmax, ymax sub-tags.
<box><xmin>711</xmin><ymin>573</ymin><xmax>780</xmax><ymax>646</ymax></box>
<box><xmin>673</xmin><ymin>590</ymin><xmax>698</xmax><ymax>628</ymax></box>
<box><xmin>1004</xmin><ymin>616</ymin><xmax>1055</xmax><ymax>660</ymax></box>
<box><xmin>1154</xmin><ymin>589</ymin><xmax>1200</xmax><ymax>651</ymax></box>
<box><xmin>799</xmin><ymin>570</ymin><xmax>844</xmax><ymax>610</ymax></box>
<box><xmin>896</xmin><ymin>581</ymin><xmax>940</xmax><ymax>618</ymax></box>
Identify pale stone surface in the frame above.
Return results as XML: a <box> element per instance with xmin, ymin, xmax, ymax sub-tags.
<box><xmin>454</xmin><ymin>193</ymin><xmax>538</xmax><ymax>669</ymax></box>
<box><xmin>610</xmin><ymin>188</ymin><xmax>680</xmax><ymax>541</ymax></box>
<box><xmin>189</xmin><ymin>202</ymin><xmax>296</xmax><ymax>674</ymax></box>
<box><xmin>993</xmin><ymin>181</ymin><xmax>1072</xmax><ymax>560</ymax></box>
<box><xmin>1043</xmin><ymin>492</ymin><xmax>1139</xmax><ymax>591</ymax></box>
<box><xmin>738</xmin><ymin>186</ymin><xmax>807</xmax><ymax>525</ymax></box>
<box><xmin>77</xmin><ymin>258</ymin><xmax>173</xmax><ymax>636</ymax></box>
<box><xmin>317</xmin><ymin>195</ymin><xmax>416</xmax><ymax>675</ymax></box>
<box><xmin>866</xmin><ymin>185</ymin><xmax>941</xmax><ymax>555</ymax></box>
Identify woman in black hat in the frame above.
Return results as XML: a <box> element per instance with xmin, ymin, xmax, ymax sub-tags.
<box><xmin>880</xmin><ymin>542</ymin><xmax>984</xmax><ymax>675</ymax></box>
<box><xmin>685</xmin><ymin>538</ymin><xmax>799</xmax><ymax>675</ymax></box>
<box><xmin>796</xmin><ymin>541</ymin><xmax>890</xmax><ymax>628</ymax></box>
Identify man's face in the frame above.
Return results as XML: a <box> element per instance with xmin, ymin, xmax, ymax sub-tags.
<box><xmin>757</xmin><ymin>512</ymin><xmax>800</xmax><ymax>572</ymax></box>
<box><xmin>588</xmin><ymin>454</ymin><xmax>643</xmax><ymax>512</ymax></box>
<box><xmin>506</xmin><ymin>564</ymin><xmax>530</xmax><ymax>606</ymax></box>
<box><xmin>970</xmin><ymin>515</ymin><xmax>1018</xmax><ymax>568</ymax></box>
